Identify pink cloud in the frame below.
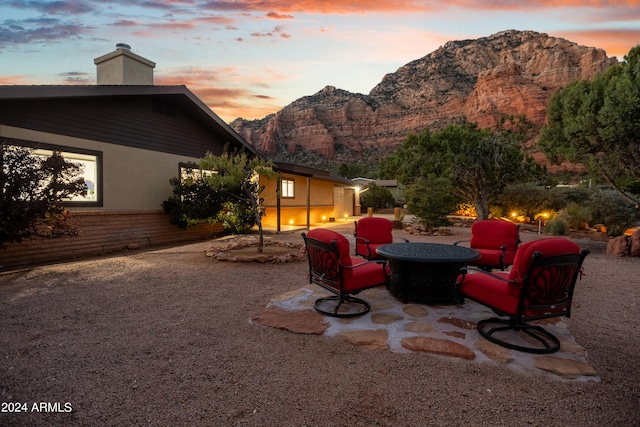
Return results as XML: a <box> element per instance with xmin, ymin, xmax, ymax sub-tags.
<box><xmin>266</xmin><ymin>11</ymin><xmax>294</xmax><ymax>19</ymax></box>
<box><xmin>250</xmin><ymin>25</ymin><xmax>290</xmax><ymax>38</ymax></box>
<box><xmin>197</xmin><ymin>0</ymin><xmax>640</xmax><ymax>15</ymax></box>
<box><xmin>0</xmin><ymin>75</ymin><xmax>33</xmax><ymax>85</ymax></box>
<box><xmin>556</xmin><ymin>28</ymin><xmax>640</xmax><ymax>58</ymax></box>
<box><xmin>153</xmin><ymin>64</ymin><xmax>290</xmax><ymax>121</ymax></box>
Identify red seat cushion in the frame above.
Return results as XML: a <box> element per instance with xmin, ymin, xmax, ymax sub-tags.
<box><xmin>307</xmin><ymin>228</ymin><xmax>353</xmax><ymax>266</ymax></box>
<box><xmin>461</xmin><ymin>237</ymin><xmax>583</xmax><ymax>318</ymax></box>
<box><xmin>459</xmin><ymin>271</ymin><xmax>519</xmax><ymax>316</ymax></box>
<box><xmin>470</xmin><ymin>249</ymin><xmax>504</xmax><ymax>268</ymax></box>
<box><xmin>306</xmin><ymin>228</ymin><xmax>387</xmax><ymax>293</ymax></box>
<box><xmin>470</xmin><ymin>220</ymin><xmax>519</xmax><ymax>252</ymax></box>
<box><xmin>356</xmin><ymin>217</ymin><xmax>393</xmax><ymax>244</ymax></box>
<box><xmin>342</xmin><ymin>260</ymin><xmax>388</xmax><ymax>292</ymax></box>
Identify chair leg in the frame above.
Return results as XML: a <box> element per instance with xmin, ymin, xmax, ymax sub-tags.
<box><xmin>477</xmin><ymin>317</ymin><xmax>561</xmax><ymax>354</ymax></box>
<box><xmin>314</xmin><ymin>294</ymin><xmax>371</xmax><ymax>318</ymax></box>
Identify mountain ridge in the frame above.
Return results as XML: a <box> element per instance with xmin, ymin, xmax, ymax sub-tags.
<box><xmin>231</xmin><ymin>30</ymin><xmax>616</xmax><ymax>172</ymax></box>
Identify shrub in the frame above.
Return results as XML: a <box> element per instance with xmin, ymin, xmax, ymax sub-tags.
<box><xmin>360</xmin><ymin>182</ymin><xmax>396</xmax><ymax>210</ymax></box>
<box><xmin>557</xmin><ymin>202</ymin><xmax>592</xmax><ymax>230</ymax></box>
<box><xmin>589</xmin><ymin>190</ymin><xmax>640</xmax><ymax>236</ymax></box>
<box><xmin>162</xmin><ymin>176</ymin><xmax>225</xmax><ymax>229</ymax></box>
<box><xmin>495</xmin><ymin>183</ymin><xmax>554</xmax><ymax>223</ymax></box>
<box><xmin>545</xmin><ymin>218</ymin><xmax>568</xmax><ymax>236</ymax></box>
<box><xmin>405</xmin><ymin>176</ymin><xmax>460</xmax><ymax>229</ymax></box>
<box><xmin>215</xmin><ymin>200</ymin><xmax>257</xmax><ymax>234</ymax></box>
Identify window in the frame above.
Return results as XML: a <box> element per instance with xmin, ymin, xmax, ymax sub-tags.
<box><xmin>179</xmin><ymin>162</ymin><xmax>216</xmax><ymax>183</ymax></box>
<box><xmin>281</xmin><ymin>179</ymin><xmax>295</xmax><ymax>198</ymax></box>
<box><xmin>33</xmin><ymin>147</ymin><xmax>102</xmax><ymax>206</ymax></box>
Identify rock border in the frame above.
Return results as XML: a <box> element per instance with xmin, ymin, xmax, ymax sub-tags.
<box><xmin>205</xmin><ymin>236</ymin><xmax>306</xmax><ymax>263</ymax></box>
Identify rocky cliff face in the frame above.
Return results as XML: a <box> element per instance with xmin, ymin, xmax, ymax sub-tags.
<box><xmin>230</xmin><ymin>30</ymin><xmax>616</xmax><ymax>170</ymax></box>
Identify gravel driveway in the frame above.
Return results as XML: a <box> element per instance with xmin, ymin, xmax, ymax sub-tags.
<box><xmin>1</xmin><ymin>225</ymin><xmax>638</xmax><ymax>426</ymax></box>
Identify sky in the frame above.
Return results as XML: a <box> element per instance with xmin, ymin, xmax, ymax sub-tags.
<box><xmin>1</xmin><ymin>1</ymin><xmax>639</xmax><ymax>123</ymax></box>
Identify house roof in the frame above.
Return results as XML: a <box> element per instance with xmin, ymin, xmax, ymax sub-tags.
<box><xmin>0</xmin><ymin>85</ymin><xmax>352</xmax><ymax>186</ymax></box>
<box><xmin>0</xmin><ymin>85</ymin><xmax>258</xmax><ymax>156</ymax></box>
<box><xmin>274</xmin><ymin>161</ymin><xmax>354</xmax><ymax>186</ymax></box>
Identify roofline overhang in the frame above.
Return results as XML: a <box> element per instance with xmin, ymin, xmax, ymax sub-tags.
<box><xmin>274</xmin><ymin>161</ymin><xmax>354</xmax><ymax>186</ymax></box>
<box><xmin>0</xmin><ymin>85</ymin><xmax>258</xmax><ymax>156</ymax></box>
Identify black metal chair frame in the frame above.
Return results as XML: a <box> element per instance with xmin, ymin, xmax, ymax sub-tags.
<box><xmin>302</xmin><ymin>232</ymin><xmax>388</xmax><ymax>318</ymax></box>
<box><xmin>354</xmin><ymin>220</ymin><xmax>409</xmax><ymax>261</ymax></box>
<box><xmin>460</xmin><ymin>249</ymin><xmax>589</xmax><ymax>354</ymax></box>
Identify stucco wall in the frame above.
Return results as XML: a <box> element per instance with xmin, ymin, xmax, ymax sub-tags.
<box><xmin>1</xmin><ymin>125</ymin><xmax>199</xmax><ymax>211</ymax></box>
<box><xmin>261</xmin><ymin>174</ymin><xmax>354</xmax><ymax>227</ymax></box>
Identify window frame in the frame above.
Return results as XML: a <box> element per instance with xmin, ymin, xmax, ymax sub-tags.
<box><xmin>281</xmin><ymin>178</ymin><xmax>295</xmax><ymax>198</ymax></box>
<box><xmin>2</xmin><ymin>138</ymin><xmax>103</xmax><ymax>207</ymax></box>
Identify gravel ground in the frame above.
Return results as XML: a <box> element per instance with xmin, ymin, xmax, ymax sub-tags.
<box><xmin>0</xmin><ymin>224</ymin><xmax>639</xmax><ymax>426</ymax></box>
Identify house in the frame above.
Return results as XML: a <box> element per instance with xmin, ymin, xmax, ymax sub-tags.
<box><xmin>264</xmin><ymin>162</ymin><xmax>356</xmax><ymax>231</ymax></box>
<box><xmin>0</xmin><ymin>45</ymin><xmax>355</xmax><ymax>269</ymax></box>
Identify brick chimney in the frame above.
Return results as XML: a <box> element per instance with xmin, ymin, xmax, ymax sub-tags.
<box><xmin>94</xmin><ymin>43</ymin><xmax>156</xmax><ymax>85</ymax></box>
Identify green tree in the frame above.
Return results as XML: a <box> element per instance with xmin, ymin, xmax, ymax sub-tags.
<box><xmin>1</xmin><ymin>143</ymin><xmax>87</xmax><ymax>247</ymax></box>
<box><xmin>381</xmin><ymin>122</ymin><xmax>542</xmax><ymax>219</ymax></box>
<box><xmin>200</xmin><ymin>152</ymin><xmax>278</xmax><ymax>253</ymax></box>
<box><xmin>359</xmin><ymin>182</ymin><xmax>395</xmax><ymax>210</ymax></box>
<box><xmin>495</xmin><ymin>183</ymin><xmax>554</xmax><ymax>222</ymax></box>
<box><xmin>538</xmin><ymin>45</ymin><xmax>640</xmax><ymax>205</ymax></box>
<box><xmin>405</xmin><ymin>176</ymin><xmax>461</xmax><ymax>229</ymax></box>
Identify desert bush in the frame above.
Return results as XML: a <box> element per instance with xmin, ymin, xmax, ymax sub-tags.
<box><xmin>545</xmin><ymin>218</ymin><xmax>568</xmax><ymax>235</ymax></box>
<box><xmin>547</xmin><ymin>186</ymin><xmax>594</xmax><ymax>211</ymax></box>
<box><xmin>405</xmin><ymin>176</ymin><xmax>460</xmax><ymax>229</ymax></box>
<box><xmin>162</xmin><ymin>176</ymin><xmax>226</xmax><ymax>229</ymax></box>
<box><xmin>494</xmin><ymin>183</ymin><xmax>554</xmax><ymax>222</ymax></box>
<box><xmin>360</xmin><ymin>182</ymin><xmax>396</xmax><ymax>210</ymax></box>
<box><xmin>589</xmin><ymin>190</ymin><xmax>640</xmax><ymax>236</ymax></box>
<box><xmin>557</xmin><ymin>202</ymin><xmax>592</xmax><ymax>230</ymax></box>
<box><xmin>215</xmin><ymin>200</ymin><xmax>257</xmax><ymax>234</ymax></box>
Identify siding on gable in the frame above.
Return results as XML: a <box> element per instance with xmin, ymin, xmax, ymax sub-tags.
<box><xmin>0</xmin><ymin>96</ymin><xmax>232</xmax><ymax>158</ymax></box>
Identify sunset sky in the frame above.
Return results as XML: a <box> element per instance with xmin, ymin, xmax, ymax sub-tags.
<box><xmin>1</xmin><ymin>1</ymin><xmax>639</xmax><ymax>123</ymax></box>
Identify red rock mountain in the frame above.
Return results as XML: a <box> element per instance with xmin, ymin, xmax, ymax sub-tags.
<box><xmin>230</xmin><ymin>30</ymin><xmax>616</xmax><ymax>170</ymax></box>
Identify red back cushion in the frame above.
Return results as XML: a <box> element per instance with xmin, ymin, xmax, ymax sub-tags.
<box><xmin>509</xmin><ymin>238</ymin><xmax>580</xmax><ymax>283</ymax></box>
<box><xmin>306</xmin><ymin>228</ymin><xmax>352</xmax><ymax>266</ymax></box>
<box><xmin>470</xmin><ymin>220</ymin><xmax>519</xmax><ymax>251</ymax></box>
<box><xmin>356</xmin><ymin>217</ymin><xmax>393</xmax><ymax>244</ymax></box>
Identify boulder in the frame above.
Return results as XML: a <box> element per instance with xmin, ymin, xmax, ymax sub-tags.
<box><xmin>606</xmin><ymin>236</ymin><xmax>629</xmax><ymax>257</ymax></box>
<box><xmin>630</xmin><ymin>229</ymin><xmax>640</xmax><ymax>257</ymax></box>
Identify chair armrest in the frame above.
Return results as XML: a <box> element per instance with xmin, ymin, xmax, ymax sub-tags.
<box><xmin>354</xmin><ymin>236</ymin><xmax>372</xmax><ymax>258</ymax></box>
<box><xmin>459</xmin><ymin>266</ymin><xmax>517</xmax><ymax>284</ymax></box>
<box><xmin>393</xmin><ymin>237</ymin><xmax>410</xmax><ymax>243</ymax></box>
<box><xmin>341</xmin><ymin>259</ymin><xmax>389</xmax><ymax>277</ymax></box>
<box><xmin>453</xmin><ymin>240</ymin><xmax>470</xmax><ymax>246</ymax></box>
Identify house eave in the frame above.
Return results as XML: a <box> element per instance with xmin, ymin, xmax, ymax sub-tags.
<box><xmin>0</xmin><ymin>85</ymin><xmax>258</xmax><ymax>156</ymax></box>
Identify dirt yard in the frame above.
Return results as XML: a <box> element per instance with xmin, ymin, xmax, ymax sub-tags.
<box><xmin>0</xmin><ymin>224</ymin><xmax>638</xmax><ymax>426</ymax></box>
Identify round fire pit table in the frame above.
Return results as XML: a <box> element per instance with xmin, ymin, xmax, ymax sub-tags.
<box><xmin>376</xmin><ymin>243</ymin><xmax>480</xmax><ymax>304</ymax></box>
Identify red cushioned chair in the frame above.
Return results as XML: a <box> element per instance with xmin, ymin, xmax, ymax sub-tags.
<box><xmin>454</xmin><ymin>220</ymin><xmax>519</xmax><ymax>271</ymax></box>
<box><xmin>354</xmin><ymin>217</ymin><xmax>409</xmax><ymax>261</ymax></box>
<box><xmin>302</xmin><ymin>228</ymin><xmax>389</xmax><ymax>317</ymax></box>
<box><xmin>457</xmin><ymin>238</ymin><xmax>589</xmax><ymax>354</ymax></box>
